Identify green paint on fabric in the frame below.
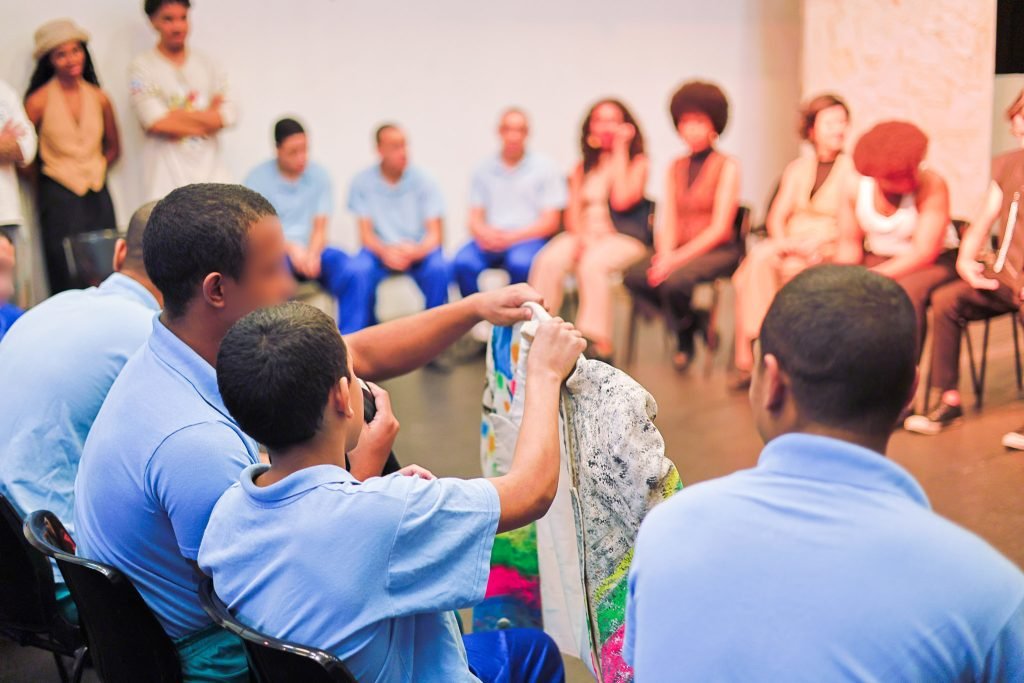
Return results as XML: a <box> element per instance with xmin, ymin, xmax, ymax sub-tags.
<box><xmin>490</xmin><ymin>523</ymin><xmax>539</xmax><ymax>576</ymax></box>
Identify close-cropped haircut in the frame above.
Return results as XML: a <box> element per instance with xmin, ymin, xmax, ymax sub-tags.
<box><xmin>798</xmin><ymin>93</ymin><xmax>849</xmax><ymax>140</ymax></box>
<box><xmin>274</xmin><ymin>117</ymin><xmax>305</xmax><ymax>146</ymax></box>
<box><xmin>143</xmin><ymin>183</ymin><xmax>276</xmax><ymax>318</ymax></box>
<box><xmin>145</xmin><ymin>0</ymin><xmax>190</xmax><ymax>17</ymax></box>
<box><xmin>375</xmin><ymin>123</ymin><xmax>399</xmax><ymax>146</ymax></box>
<box><xmin>217</xmin><ymin>302</ymin><xmax>351</xmax><ymax>451</ymax></box>
<box><xmin>669</xmin><ymin>81</ymin><xmax>730</xmax><ymax>135</ymax></box>
<box><xmin>123</xmin><ymin>201</ymin><xmax>158</xmax><ymax>271</ymax></box>
<box><xmin>760</xmin><ymin>264</ymin><xmax>917</xmax><ymax>434</ymax></box>
<box><xmin>852</xmin><ymin>121</ymin><xmax>928</xmax><ymax>179</ymax></box>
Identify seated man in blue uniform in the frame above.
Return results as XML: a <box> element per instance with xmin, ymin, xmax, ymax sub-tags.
<box><xmin>74</xmin><ymin>183</ymin><xmax>548</xmax><ymax>682</ymax></box>
<box><xmin>343</xmin><ymin>124</ymin><xmax>449</xmax><ymax>332</ymax></box>
<box><xmin>201</xmin><ymin>301</ymin><xmax>580</xmax><ymax>681</ymax></box>
<box><xmin>245</xmin><ymin>117</ymin><xmax>353</xmax><ymax>328</ymax></box>
<box><xmin>626</xmin><ymin>264</ymin><xmax>1024</xmax><ymax>681</ymax></box>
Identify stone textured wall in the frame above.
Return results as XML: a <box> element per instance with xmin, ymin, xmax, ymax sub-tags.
<box><xmin>803</xmin><ymin>0</ymin><xmax>996</xmax><ymax>218</ymax></box>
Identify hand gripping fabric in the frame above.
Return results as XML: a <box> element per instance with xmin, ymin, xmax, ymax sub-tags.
<box><xmin>477</xmin><ymin>303</ymin><xmax>683</xmax><ymax>681</ymax></box>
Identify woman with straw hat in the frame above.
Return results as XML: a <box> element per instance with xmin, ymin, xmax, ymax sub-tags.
<box><xmin>24</xmin><ymin>19</ymin><xmax>120</xmax><ymax>294</ymax></box>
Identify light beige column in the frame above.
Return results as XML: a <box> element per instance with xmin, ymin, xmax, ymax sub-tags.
<box><xmin>802</xmin><ymin>0</ymin><xmax>997</xmax><ymax>218</ymax></box>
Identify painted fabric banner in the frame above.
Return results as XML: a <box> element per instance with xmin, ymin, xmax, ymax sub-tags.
<box><xmin>476</xmin><ymin>305</ymin><xmax>682</xmax><ymax>681</ymax></box>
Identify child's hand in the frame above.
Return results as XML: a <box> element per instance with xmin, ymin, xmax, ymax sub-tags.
<box><xmin>348</xmin><ymin>383</ymin><xmax>399</xmax><ymax>480</ymax></box>
<box><xmin>473</xmin><ymin>284</ymin><xmax>544</xmax><ymax>326</ymax></box>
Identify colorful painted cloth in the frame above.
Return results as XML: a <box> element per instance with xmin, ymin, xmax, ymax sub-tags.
<box><xmin>478</xmin><ymin>305</ymin><xmax>682</xmax><ymax>681</ymax></box>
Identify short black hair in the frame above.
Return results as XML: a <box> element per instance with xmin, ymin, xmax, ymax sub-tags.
<box><xmin>0</xmin><ymin>231</ymin><xmax>12</xmax><ymax>246</ymax></box>
<box><xmin>760</xmin><ymin>264</ymin><xmax>916</xmax><ymax>434</ymax></box>
<box><xmin>123</xmin><ymin>201</ymin><xmax>157</xmax><ymax>271</ymax></box>
<box><xmin>274</xmin><ymin>117</ymin><xmax>305</xmax><ymax>147</ymax></box>
<box><xmin>375</xmin><ymin>123</ymin><xmax>399</xmax><ymax>145</ymax></box>
<box><xmin>145</xmin><ymin>0</ymin><xmax>190</xmax><ymax>17</ymax></box>
<box><xmin>217</xmin><ymin>302</ymin><xmax>351</xmax><ymax>450</ymax></box>
<box><xmin>669</xmin><ymin>81</ymin><xmax>730</xmax><ymax>134</ymax></box>
<box><xmin>143</xmin><ymin>183</ymin><xmax>276</xmax><ymax>318</ymax></box>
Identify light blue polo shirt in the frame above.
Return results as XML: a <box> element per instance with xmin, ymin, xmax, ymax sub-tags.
<box><xmin>469</xmin><ymin>152</ymin><xmax>566</xmax><ymax>230</ymax></box>
<box><xmin>0</xmin><ymin>274</ymin><xmax>158</xmax><ymax>564</ymax></box>
<box><xmin>244</xmin><ymin>159</ymin><xmax>333</xmax><ymax>245</ymax></box>
<box><xmin>74</xmin><ymin>316</ymin><xmax>260</xmax><ymax>640</ymax></box>
<box><xmin>347</xmin><ymin>165</ymin><xmax>444</xmax><ymax>245</ymax></box>
<box><xmin>625</xmin><ymin>433</ymin><xmax>1024</xmax><ymax>681</ymax></box>
<box><xmin>198</xmin><ymin>463</ymin><xmax>500</xmax><ymax>682</ymax></box>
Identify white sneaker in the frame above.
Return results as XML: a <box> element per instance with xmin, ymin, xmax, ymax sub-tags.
<box><xmin>1002</xmin><ymin>428</ymin><xmax>1024</xmax><ymax>450</ymax></box>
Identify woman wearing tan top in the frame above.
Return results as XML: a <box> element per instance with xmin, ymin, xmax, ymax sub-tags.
<box><xmin>529</xmin><ymin>98</ymin><xmax>649</xmax><ymax>361</ymax></box>
<box><xmin>624</xmin><ymin>82</ymin><xmax>740</xmax><ymax>370</ymax></box>
<box><xmin>25</xmin><ymin>20</ymin><xmax>120</xmax><ymax>293</ymax></box>
<box><xmin>730</xmin><ymin>94</ymin><xmax>851</xmax><ymax>387</ymax></box>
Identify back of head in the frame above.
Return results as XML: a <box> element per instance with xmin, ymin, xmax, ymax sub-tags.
<box><xmin>217</xmin><ymin>302</ymin><xmax>349</xmax><ymax>450</ymax></box>
<box><xmin>143</xmin><ymin>183</ymin><xmax>276</xmax><ymax>318</ymax></box>
<box><xmin>853</xmin><ymin>120</ymin><xmax>928</xmax><ymax>179</ymax></box>
<box><xmin>760</xmin><ymin>264</ymin><xmax>916</xmax><ymax>434</ymax></box>
<box><xmin>123</xmin><ymin>201</ymin><xmax>158</xmax><ymax>273</ymax></box>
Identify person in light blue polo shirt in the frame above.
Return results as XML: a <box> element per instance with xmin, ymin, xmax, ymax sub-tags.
<box><xmin>626</xmin><ymin>264</ymin><xmax>1024</xmax><ymax>681</ymax></box>
<box><xmin>74</xmin><ymin>182</ymin><xmax>548</xmax><ymax>682</ymax></box>
<box><xmin>344</xmin><ymin>123</ymin><xmax>449</xmax><ymax>332</ymax></box>
<box><xmin>200</xmin><ymin>302</ymin><xmax>582</xmax><ymax>682</ymax></box>
<box><xmin>245</xmin><ymin>117</ymin><xmax>354</xmax><ymax>328</ymax></box>
<box><xmin>454</xmin><ymin>108</ymin><xmax>566</xmax><ymax>297</ymax></box>
<box><xmin>0</xmin><ymin>203</ymin><xmax>161</xmax><ymax>622</ymax></box>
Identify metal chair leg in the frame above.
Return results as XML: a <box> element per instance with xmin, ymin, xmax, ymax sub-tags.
<box><xmin>1013</xmin><ymin>313</ymin><xmax>1023</xmax><ymax>393</ymax></box>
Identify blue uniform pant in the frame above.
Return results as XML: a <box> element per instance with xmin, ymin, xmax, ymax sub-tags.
<box><xmin>338</xmin><ymin>247</ymin><xmax>449</xmax><ymax>333</ymax></box>
<box><xmin>453</xmin><ymin>238</ymin><xmax>547</xmax><ymax>297</ymax></box>
<box><xmin>464</xmin><ymin>627</ymin><xmax>565</xmax><ymax>683</ymax></box>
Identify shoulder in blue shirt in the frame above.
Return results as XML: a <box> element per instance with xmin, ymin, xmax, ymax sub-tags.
<box><xmin>0</xmin><ymin>273</ymin><xmax>159</xmax><ymax>541</ymax></box>
<box><xmin>245</xmin><ymin>159</ymin><xmax>333</xmax><ymax>245</ymax></box>
<box><xmin>74</xmin><ymin>316</ymin><xmax>260</xmax><ymax>640</ymax></box>
<box><xmin>347</xmin><ymin>164</ymin><xmax>444</xmax><ymax>245</ymax></box>
<box><xmin>626</xmin><ymin>433</ymin><xmax>1024</xmax><ymax>681</ymax></box>
<box><xmin>199</xmin><ymin>463</ymin><xmax>499</xmax><ymax>681</ymax></box>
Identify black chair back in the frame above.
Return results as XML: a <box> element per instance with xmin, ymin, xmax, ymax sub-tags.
<box><xmin>198</xmin><ymin>577</ymin><xmax>356</xmax><ymax>683</ymax></box>
<box><xmin>733</xmin><ymin>205</ymin><xmax>752</xmax><ymax>258</ymax></box>
<box><xmin>24</xmin><ymin>510</ymin><xmax>182</xmax><ymax>683</ymax></box>
<box><xmin>0</xmin><ymin>496</ymin><xmax>81</xmax><ymax>655</ymax></box>
<box><xmin>62</xmin><ymin>229</ymin><xmax>118</xmax><ymax>289</ymax></box>
<box><xmin>611</xmin><ymin>197</ymin><xmax>656</xmax><ymax>246</ymax></box>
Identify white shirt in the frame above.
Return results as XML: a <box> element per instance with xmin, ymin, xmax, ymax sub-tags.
<box><xmin>128</xmin><ymin>48</ymin><xmax>237</xmax><ymax>201</ymax></box>
<box><xmin>0</xmin><ymin>81</ymin><xmax>37</xmax><ymax>226</ymax></box>
<box><xmin>855</xmin><ymin>176</ymin><xmax>958</xmax><ymax>257</ymax></box>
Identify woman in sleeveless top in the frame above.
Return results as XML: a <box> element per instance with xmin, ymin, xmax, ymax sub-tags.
<box><xmin>731</xmin><ymin>94</ymin><xmax>852</xmax><ymax>387</ymax></box>
<box><xmin>24</xmin><ymin>20</ymin><xmax>120</xmax><ymax>294</ymax></box>
<box><xmin>528</xmin><ymin>99</ymin><xmax>649</xmax><ymax>361</ymax></box>
<box><xmin>624</xmin><ymin>81</ymin><xmax>740</xmax><ymax>370</ymax></box>
<box><xmin>836</xmin><ymin>121</ymin><xmax>957</xmax><ymax>359</ymax></box>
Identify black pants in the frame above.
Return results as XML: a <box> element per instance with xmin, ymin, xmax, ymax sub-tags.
<box><xmin>929</xmin><ymin>279</ymin><xmax>1019</xmax><ymax>391</ymax></box>
<box><xmin>38</xmin><ymin>175</ymin><xmax>116</xmax><ymax>294</ymax></box>
<box><xmin>624</xmin><ymin>242</ymin><xmax>742</xmax><ymax>352</ymax></box>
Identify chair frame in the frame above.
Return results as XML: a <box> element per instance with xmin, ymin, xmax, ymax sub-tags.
<box><xmin>0</xmin><ymin>496</ymin><xmax>86</xmax><ymax>683</ymax></box>
<box><xmin>197</xmin><ymin>576</ymin><xmax>356</xmax><ymax>683</ymax></box>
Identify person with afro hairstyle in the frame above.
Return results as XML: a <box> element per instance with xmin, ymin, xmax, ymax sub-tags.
<box><xmin>529</xmin><ymin>98</ymin><xmax>650</xmax><ymax>361</ymax></box>
<box><xmin>729</xmin><ymin>94</ymin><xmax>853</xmax><ymax>389</ymax></box>
<box><xmin>835</xmin><ymin>120</ymin><xmax>959</xmax><ymax>362</ymax></box>
<box><xmin>624</xmin><ymin>81</ymin><xmax>740</xmax><ymax>370</ymax></box>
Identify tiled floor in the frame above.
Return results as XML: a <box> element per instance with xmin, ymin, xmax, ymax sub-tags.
<box><xmin>5</xmin><ymin>300</ymin><xmax>1024</xmax><ymax>682</ymax></box>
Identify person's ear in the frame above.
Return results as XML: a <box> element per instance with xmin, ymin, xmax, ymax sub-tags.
<box><xmin>761</xmin><ymin>353</ymin><xmax>787</xmax><ymax>414</ymax></box>
<box><xmin>335</xmin><ymin>376</ymin><xmax>354</xmax><ymax>418</ymax></box>
<box><xmin>201</xmin><ymin>272</ymin><xmax>227</xmax><ymax>310</ymax></box>
<box><xmin>112</xmin><ymin>238</ymin><xmax>128</xmax><ymax>273</ymax></box>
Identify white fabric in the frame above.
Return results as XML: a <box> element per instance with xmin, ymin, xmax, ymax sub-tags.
<box><xmin>855</xmin><ymin>175</ymin><xmax>958</xmax><ymax>256</ymax></box>
<box><xmin>129</xmin><ymin>48</ymin><xmax>236</xmax><ymax>201</ymax></box>
<box><xmin>0</xmin><ymin>80</ymin><xmax>37</xmax><ymax>225</ymax></box>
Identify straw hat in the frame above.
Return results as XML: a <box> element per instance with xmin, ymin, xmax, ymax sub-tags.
<box><xmin>33</xmin><ymin>19</ymin><xmax>89</xmax><ymax>60</ymax></box>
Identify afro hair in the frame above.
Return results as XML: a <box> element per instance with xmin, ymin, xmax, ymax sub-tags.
<box><xmin>669</xmin><ymin>81</ymin><xmax>729</xmax><ymax>135</ymax></box>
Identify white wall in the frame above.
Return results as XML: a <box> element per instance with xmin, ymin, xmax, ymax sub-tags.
<box><xmin>3</xmin><ymin>0</ymin><xmax>801</xmax><ymax>300</ymax></box>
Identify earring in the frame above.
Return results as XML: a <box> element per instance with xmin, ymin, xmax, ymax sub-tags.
<box><xmin>587</xmin><ymin>134</ymin><xmax>602</xmax><ymax>149</ymax></box>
